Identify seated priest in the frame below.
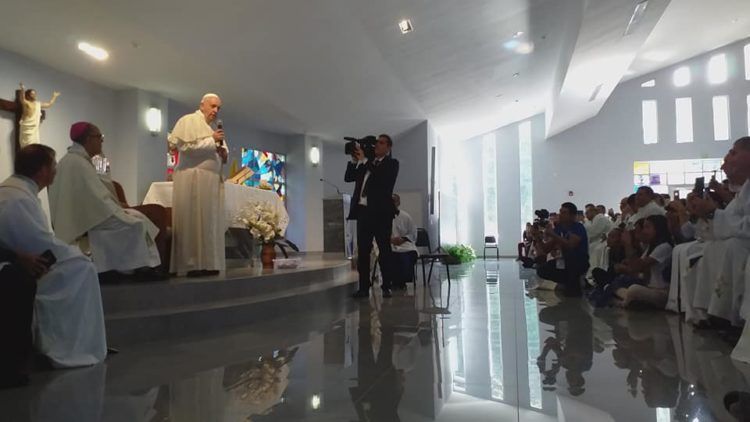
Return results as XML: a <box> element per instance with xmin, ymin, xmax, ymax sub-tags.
<box><xmin>688</xmin><ymin>137</ymin><xmax>750</xmax><ymax>362</ymax></box>
<box><xmin>48</xmin><ymin>122</ymin><xmax>164</xmax><ymax>282</ymax></box>
<box><xmin>388</xmin><ymin>194</ymin><xmax>418</xmax><ymax>290</ymax></box>
<box><xmin>0</xmin><ymin>145</ymin><xmax>107</xmax><ymax>368</ymax></box>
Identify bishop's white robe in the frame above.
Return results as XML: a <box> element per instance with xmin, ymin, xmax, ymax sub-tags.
<box><xmin>168</xmin><ymin>110</ymin><xmax>228</xmax><ymax>275</ymax></box>
<box><xmin>0</xmin><ymin>175</ymin><xmax>106</xmax><ymax>368</ymax></box>
<box><xmin>585</xmin><ymin>214</ymin><xmax>613</xmax><ymax>279</ymax></box>
<box><xmin>48</xmin><ymin>143</ymin><xmax>160</xmax><ymax>273</ymax></box>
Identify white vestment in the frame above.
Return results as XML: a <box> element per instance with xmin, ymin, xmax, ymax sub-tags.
<box><xmin>48</xmin><ymin>143</ymin><xmax>160</xmax><ymax>273</ymax></box>
<box><xmin>665</xmin><ymin>240</ymin><xmax>706</xmax><ymax>323</ymax></box>
<box><xmin>19</xmin><ymin>101</ymin><xmax>41</xmax><ymax>147</ymax></box>
<box><xmin>392</xmin><ymin>209</ymin><xmax>418</xmax><ymax>254</ymax></box>
<box><xmin>0</xmin><ymin>175</ymin><xmax>106</xmax><ymax>368</ymax></box>
<box><xmin>692</xmin><ymin>179</ymin><xmax>750</xmax><ymax>327</ymax></box>
<box><xmin>168</xmin><ymin>110</ymin><xmax>228</xmax><ymax>274</ymax></box>
<box><xmin>626</xmin><ymin>201</ymin><xmax>666</xmax><ymax>229</ymax></box>
<box><xmin>586</xmin><ymin>214</ymin><xmax>613</xmax><ymax>277</ymax></box>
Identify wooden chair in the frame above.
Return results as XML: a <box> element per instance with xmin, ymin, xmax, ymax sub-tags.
<box><xmin>112</xmin><ymin>180</ymin><xmax>172</xmax><ymax>272</ymax></box>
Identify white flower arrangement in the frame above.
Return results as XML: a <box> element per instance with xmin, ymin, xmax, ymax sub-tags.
<box><xmin>236</xmin><ymin>201</ymin><xmax>283</xmax><ymax>243</ymax></box>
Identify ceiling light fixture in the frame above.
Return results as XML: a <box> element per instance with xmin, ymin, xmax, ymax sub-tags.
<box><xmin>513</xmin><ymin>72</ymin><xmax>520</xmax><ymax>78</ymax></box>
<box><xmin>513</xmin><ymin>31</ymin><xmax>524</xmax><ymax>38</ymax></box>
<box><xmin>624</xmin><ymin>0</ymin><xmax>649</xmax><ymax>36</ymax></box>
<box><xmin>398</xmin><ymin>19</ymin><xmax>413</xmax><ymax>34</ymax></box>
<box><xmin>78</xmin><ymin>41</ymin><xmax>109</xmax><ymax>61</ymax></box>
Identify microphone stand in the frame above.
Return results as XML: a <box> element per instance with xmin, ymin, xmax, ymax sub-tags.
<box><xmin>320</xmin><ymin>178</ymin><xmax>343</xmax><ymax>196</ymax></box>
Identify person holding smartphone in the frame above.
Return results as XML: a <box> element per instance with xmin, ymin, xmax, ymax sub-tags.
<box><xmin>0</xmin><ymin>145</ymin><xmax>107</xmax><ymax>370</ymax></box>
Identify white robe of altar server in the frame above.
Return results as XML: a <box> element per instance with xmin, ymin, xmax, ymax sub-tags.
<box><xmin>586</xmin><ymin>214</ymin><xmax>613</xmax><ymax>277</ymax></box>
<box><xmin>48</xmin><ymin>143</ymin><xmax>160</xmax><ymax>273</ymax></box>
<box><xmin>0</xmin><ymin>175</ymin><xmax>106</xmax><ymax>368</ymax></box>
<box><xmin>168</xmin><ymin>110</ymin><xmax>228</xmax><ymax>274</ymax></box>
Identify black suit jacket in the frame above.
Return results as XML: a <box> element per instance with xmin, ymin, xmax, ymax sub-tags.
<box><xmin>345</xmin><ymin>155</ymin><xmax>399</xmax><ymax>220</ymax></box>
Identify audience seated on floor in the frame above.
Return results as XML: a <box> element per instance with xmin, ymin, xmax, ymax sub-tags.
<box><xmin>48</xmin><ymin>122</ymin><xmax>164</xmax><ymax>283</ymax></box>
<box><xmin>0</xmin><ymin>145</ymin><xmax>107</xmax><ymax>370</ymax></box>
<box><xmin>627</xmin><ymin>187</ymin><xmax>666</xmax><ymax>229</ymax></box>
<box><xmin>532</xmin><ymin>202</ymin><xmax>589</xmax><ymax>297</ymax></box>
<box><xmin>590</xmin><ymin>227</ymin><xmax>626</xmax><ymax>288</ymax></box>
<box><xmin>388</xmin><ymin>194</ymin><xmax>418</xmax><ymax>290</ymax></box>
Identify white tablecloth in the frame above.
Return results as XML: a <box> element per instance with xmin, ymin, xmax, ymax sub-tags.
<box><xmin>142</xmin><ymin>181</ymin><xmax>289</xmax><ymax>232</ymax></box>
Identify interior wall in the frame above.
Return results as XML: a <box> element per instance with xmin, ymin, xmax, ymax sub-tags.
<box><xmin>0</xmin><ymin>48</ymin><xmax>117</xmax><ymax>182</ymax></box>
<box><xmin>534</xmin><ymin>37</ymin><xmax>750</xmax><ymax>211</ymax></box>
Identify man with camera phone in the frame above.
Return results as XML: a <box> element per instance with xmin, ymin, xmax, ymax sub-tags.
<box><xmin>345</xmin><ymin>134</ymin><xmax>400</xmax><ymax>298</ymax></box>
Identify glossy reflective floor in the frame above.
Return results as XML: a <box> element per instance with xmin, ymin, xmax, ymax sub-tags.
<box><xmin>2</xmin><ymin>259</ymin><xmax>750</xmax><ymax>421</ymax></box>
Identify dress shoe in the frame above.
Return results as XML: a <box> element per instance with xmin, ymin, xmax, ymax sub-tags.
<box><xmin>352</xmin><ymin>290</ymin><xmax>369</xmax><ymax>299</ymax></box>
<box><xmin>98</xmin><ymin>271</ymin><xmax>124</xmax><ymax>284</ymax></box>
<box><xmin>382</xmin><ymin>289</ymin><xmax>392</xmax><ymax>298</ymax></box>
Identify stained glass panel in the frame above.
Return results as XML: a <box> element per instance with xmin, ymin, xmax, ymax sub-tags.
<box><xmin>240</xmin><ymin>148</ymin><xmax>287</xmax><ymax>200</ymax></box>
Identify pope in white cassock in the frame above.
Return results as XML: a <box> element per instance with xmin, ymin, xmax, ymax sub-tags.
<box><xmin>0</xmin><ymin>145</ymin><xmax>106</xmax><ymax>368</ymax></box>
<box><xmin>48</xmin><ymin>122</ymin><xmax>163</xmax><ymax>282</ymax></box>
<box><xmin>168</xmin><ymin>94</ymin><xmax>228</xmax><ymax>277</ymax></box>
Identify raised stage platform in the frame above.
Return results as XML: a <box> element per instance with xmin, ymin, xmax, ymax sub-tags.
<box><xmin>101</xmin><ymin>254</ymin><xmax>356</xmax><ymax>346</ymax></box>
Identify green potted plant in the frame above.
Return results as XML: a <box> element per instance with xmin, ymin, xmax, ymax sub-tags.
<box><xmin>442</xmin><ymin>244</ymin><xmax>476</xmax><ymax>265</ymax></box>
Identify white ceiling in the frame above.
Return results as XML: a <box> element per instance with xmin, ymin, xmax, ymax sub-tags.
<box><xmin>0</xmin><ymin>0</ymin><xmax>748</xmax><ymax>142</ymax></box>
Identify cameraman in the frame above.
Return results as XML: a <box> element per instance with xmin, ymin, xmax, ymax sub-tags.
<box><xmin>533</xmin><ymin>202</ymin><xmax>589</xmax><ymax>297</ymax></box>
<box><xmin>346</xmin><ymin>134</ymin><xmax>400</xmax><ymax>298</ymax></box>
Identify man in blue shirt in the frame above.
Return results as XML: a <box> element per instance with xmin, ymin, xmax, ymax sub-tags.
<box><xmin>533</xmin><ymin>202</ymin><xmax>589</xmax><ymax>297</ymax></box>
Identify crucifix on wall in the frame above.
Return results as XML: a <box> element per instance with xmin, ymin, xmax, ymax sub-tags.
<box><xmin>0</xmin><ymin>83</ymin><xmax>59</xmax><ymax>153</ymax></box>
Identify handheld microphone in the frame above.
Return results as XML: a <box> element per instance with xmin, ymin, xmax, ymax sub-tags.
<box><xmin>216</xmin><ymin>119</ymin><xmax>224</xmax><ymax>146</ymax></box>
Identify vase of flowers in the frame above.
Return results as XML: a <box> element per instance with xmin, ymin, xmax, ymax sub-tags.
<box><xmin>237</xmin><ymin>201</ymin><xmax>283</xmax><ymax>269</ymax></box>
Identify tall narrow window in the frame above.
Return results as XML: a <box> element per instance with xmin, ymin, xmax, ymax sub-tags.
<box><xmin>642</xmin><ymin>100</ymin><xmax>658</xmax><ymax>144</ymax></box>
<box><xmin>673</xmin><ymin>66</ymin><xmax>691</xmax><ymax>87</ymax></box>
<box><xmin>744</xmin><ymin>44</ymin><xmax>750</xmax><ymax>80</ymax></box>
<box><xmin>482</xmin><ymin>134</ymin><xmax>498</xmax><ymax>239</ymax></box>
<box><xmin>712</xmin><ymin>96</ymin><xmax>730</xmax><ymax>141</ymax></box>
<box><xmin>676</xmin><ymin>98</ymin><xmax>694</xmax><ymax>143</ymax></box>
<box><xmin>518</xmin><ymin>121</ymin><xmax>533</xmax><ymax>231</ymax></box>
<box><xmin>708</xmin><ymin>53</ymin><xmax>728</xmax><ymax>84</ymax></box>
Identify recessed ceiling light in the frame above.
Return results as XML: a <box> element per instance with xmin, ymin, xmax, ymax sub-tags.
<box><xmin>398</xmin><ymin>19</ymin><xmax>413</xmax><ymax>34</ymax></box>
<box><xmin>513</xmin><ymin>31</ymin><xmax>524</xmax><ymax>38</ymax></box>
<box><xmin>78</xmin><ymin>41</ymin><xmax>109</xmax><ymax>61</ymax></box>
<box><xmin>514</xmin><ymin>99</ymin><xmax>519</xmax><ymax>103</ymax></box>
<box><xmin>513</xmin><ymin>72</ymin><xmax>520</xmax><ymax>78</ymax></box>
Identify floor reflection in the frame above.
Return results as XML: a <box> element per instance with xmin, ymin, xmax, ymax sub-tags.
<box><xmin>2</xmin><ymin>259</ymin><xmax>750</xmax><ymax>421</ymax></box>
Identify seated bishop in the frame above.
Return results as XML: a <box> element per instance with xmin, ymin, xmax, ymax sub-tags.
<box><xmin>48</xmin><ymin>122</ymin><xmax>164</xmax><ymax>282</ymax></box>
<box><xmin>0</xmin><ymin>145</ymin><xmax>106</xmax><ymax>368</ymax></box>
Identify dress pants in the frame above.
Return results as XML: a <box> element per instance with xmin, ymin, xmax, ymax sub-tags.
<box><xmin>536</xmin><ymin>260</ymin><xmax>586</xmax><ymax>296</ymax></box>
<box><xmin>356</xmin><ymin>206</ymin><xmax>393</xmax><ymax>292</ymax></box>
<box><xmin>0</xmin><ymin>264</ymin><xmax>36</xmax><ymax>379</ymax></box>
<box><xmin>389</xmin><ymin>251</ymin><xmax>418</xmax><ymax>287</ymax></box>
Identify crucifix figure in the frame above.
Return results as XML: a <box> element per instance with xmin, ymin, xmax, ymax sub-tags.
<box><xmin>0</xmin><ymin>84</ymin><xmax>57</xmax><ymax>152</ymax></box>
<box><xmin>18</xmin><ymin>83</ymin><xmax>59</xmax><ymax>148</ymax></box>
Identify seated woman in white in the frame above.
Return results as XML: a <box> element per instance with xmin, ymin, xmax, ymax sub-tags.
<box><xmin>614</xmin><ymin>215</ymin><xmax>673</xmax><ymax>309</ymax></box>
